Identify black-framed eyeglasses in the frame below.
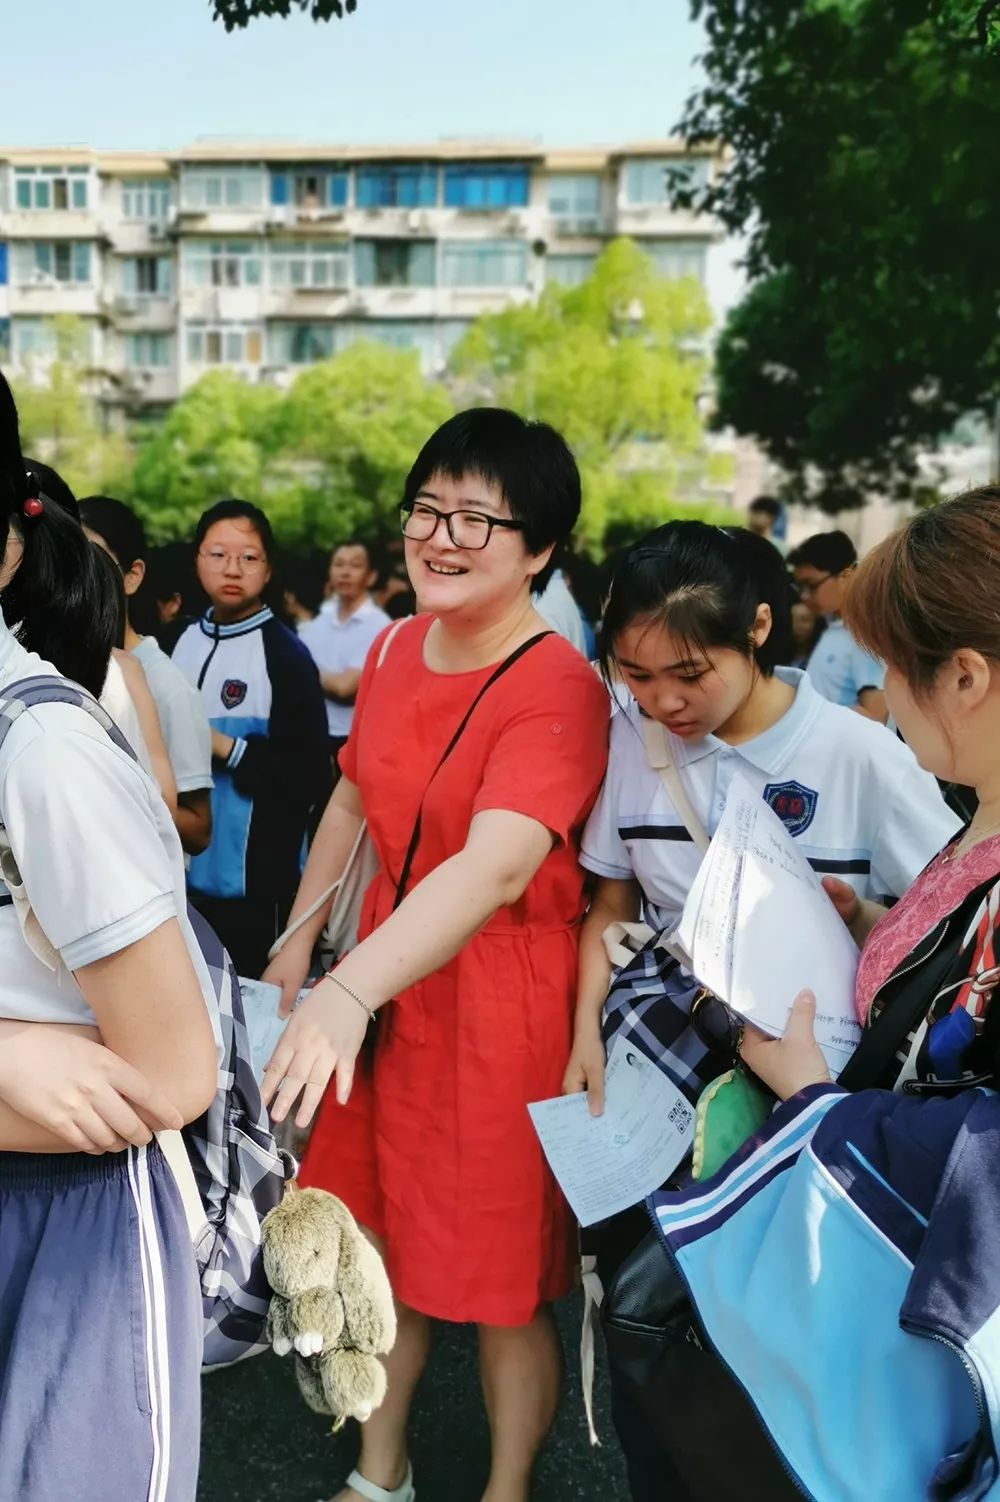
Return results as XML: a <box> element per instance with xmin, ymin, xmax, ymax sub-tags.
<box><xmin>796</xmin><ymin>572</ymin><xmax>835</xmax><ymax>598</ymax></box>
<box><xmin>400</xmin><ymin>500</ymin><xmax>524</xmax><ymax>552</ymax></box>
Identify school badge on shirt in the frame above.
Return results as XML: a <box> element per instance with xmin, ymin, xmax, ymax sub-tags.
<box><xmin>221</xmin><ymin>678</ymin><xmax>248</xmax><ymax>710</ymax></box>
<box><xmin>763</xmin><ymin>779</ymin><xmax>818</xmax><ymax>837</ymax></box>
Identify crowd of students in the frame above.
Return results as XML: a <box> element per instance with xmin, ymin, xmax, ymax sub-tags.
<box><xmin>1</xmin><ymin>353</ymin><xmax>998</xmax><ymax>1502</ymax></box>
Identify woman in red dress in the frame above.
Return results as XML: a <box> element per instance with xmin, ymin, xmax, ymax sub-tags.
<box><xmin>262</xmin><ymin>409</ymin><xmax>610</xmax><ymax>1502</ymax></box>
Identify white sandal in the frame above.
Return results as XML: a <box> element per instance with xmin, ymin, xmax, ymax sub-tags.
<box><xmin>343</xmin><ymin>1463</ymin><xmax>416</xmax><ymax>1502</ymax></box>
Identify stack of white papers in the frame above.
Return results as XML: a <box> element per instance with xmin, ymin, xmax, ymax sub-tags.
<box><xmin>670</xmin><ymin>773</ymin><xmax>862</xmax><ymax>1077</ymax></box>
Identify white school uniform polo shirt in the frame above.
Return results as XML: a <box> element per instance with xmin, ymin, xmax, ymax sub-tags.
<box><xmin>299</xmin><ymin>596</ymin><xmax>391</xmax><ymax>737</ymax></box>
<box><xmin>131</xmin><ymin>635</ymin><xmax>212</xmax><ymax>795</ymax></box>
<box><xmin>581</xmin><ymin>668</ymin><xmax>960</xmax><ymax>933</ymax></box>
<box><xmin>806</xmin><ymin>617</ymin><xmax>886</xmax><ymax>708</ymax></box>
<box><xmin>0</xmin><ymin>619</ymin><xmax>220</xmax><ymax>1041</ymax></box>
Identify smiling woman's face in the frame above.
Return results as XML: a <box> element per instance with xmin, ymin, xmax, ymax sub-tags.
<box><xmin>403</xmin><ymin>470</ymin><xmax>550</xmax><ymax>623</ymax></box>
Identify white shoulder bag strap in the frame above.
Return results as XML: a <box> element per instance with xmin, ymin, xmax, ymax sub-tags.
<box><xmin>586</xmin><ymin>719</ymin><xmax>714</xmax><ymax>1441</ymax></box>
<box><xmin>601</xmin><ymin>718</ymin><xmax>711</xmax><ymax>969</ymax></box>
<box><xmin>267</xmin><ymin>618</ymin><xmax>406</xmax><ymax>960</ymax></box>
<box><xmin>639</xmin><ymin>715</ymin><xmax>710</xmax><ymax>852</ymax></box>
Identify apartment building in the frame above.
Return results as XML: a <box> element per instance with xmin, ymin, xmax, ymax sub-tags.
<box><xmin>0</xmin><ymin>139</ymin><xmax>720</xmax><ymax>416</ymax></box>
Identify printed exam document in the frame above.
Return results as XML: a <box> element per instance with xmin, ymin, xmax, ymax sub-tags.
<box><xmin>527</xmin><ymin>1039</ymin><xmax>695</xmax><ymax>1226</ymax></box>
<box><xmin>671</xmin><ymin>774</ymin><xmax>862</xmax><ymax>1077</ymax></box>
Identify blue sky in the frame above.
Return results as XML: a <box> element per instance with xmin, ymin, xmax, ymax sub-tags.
<box><xmin>1</xmin><ymin>0</ymin><xmax>704</xmax><ymax>150</ymax></box>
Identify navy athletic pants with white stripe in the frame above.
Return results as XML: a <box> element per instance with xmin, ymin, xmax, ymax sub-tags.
<box><xmin>0</xmin><ymin>1141</ymin><xmax>201</xmax><ymax>1500</ymax></box>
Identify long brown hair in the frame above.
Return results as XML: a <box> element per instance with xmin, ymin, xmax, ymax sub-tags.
<box><xmin>844</xmin><ymin>486</ymin><xmax>1000</xmax><ymax>692</ymax></box>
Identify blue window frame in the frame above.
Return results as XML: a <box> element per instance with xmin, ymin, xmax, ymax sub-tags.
<box><xmin>443</xmin><ymin>163</ymin><xmax>530</xmax><ymax>210</ymax></box>
<box><xmin>272</xmin><ymin>169</ymin><xmax>349</xmax><ymax>210</ymax></box>
<box><xmin>355</xmin><ymin>164</ymin><xmax>437</xmax><ymax>209</ymax></box>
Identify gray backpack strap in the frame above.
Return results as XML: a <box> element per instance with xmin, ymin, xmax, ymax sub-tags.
<box><xmin>0</xmin><ymin>674</ymin><xmax>136</xmax><ymax>926</ymax></box>
<box><xmin>0</xmin><ymin>675</ymin><xmax>136</xmax><ymax>764</ymax></box>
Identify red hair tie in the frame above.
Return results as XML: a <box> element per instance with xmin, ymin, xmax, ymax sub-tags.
<box><xmin>22</xmin><ymin>497</ymin><xmax>43</xmax><ymax>519</ymax></box>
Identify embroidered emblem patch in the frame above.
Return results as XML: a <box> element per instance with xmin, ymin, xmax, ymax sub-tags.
<box><xmin>763</xmin><ymin>779</ymin><xmax>818</xmax><ymax>837</ymax></box>
<box><xmin>221</xmin><ymin>678</ymin><xmax>248</xmax><ymax>710</ymax></box>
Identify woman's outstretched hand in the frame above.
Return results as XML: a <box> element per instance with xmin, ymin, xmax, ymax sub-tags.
<box><xmin>260</xmin><ymin>976</ymin><xmax>370</xmax><ymax>1128</ymax></box>
<box><xmin>739</xmin><ymin>990</ymin><xmax>832</xmax><ymax>1102</ymax></box>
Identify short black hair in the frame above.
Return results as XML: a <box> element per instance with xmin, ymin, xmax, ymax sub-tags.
<box><xmin>789</xmin><ymin>529</ymin><xmax>857</xmax><ymax>575</ymax></box>
<box><xmin>284</xmin><ymin>551</ymin><xmax>327</xmax><ymax>614</ymax></box>
<box><xmin>401</xmin><ymin>408</ymin><xmax>581</xmax><ymax>595</ymax></box>
<box><xmin>193</xmin><ymin>498</ymin><xmax>277</xmax><ymax>561</ymax></box>
<box><xmin>79</xmin><ymin>495</ymin><xmax>147</xmax><ymax>571</ymax></box>
<box><xmin>329</xmin><ymin>538</ymin><xmax>374</xmax><ymax>570</ymax></box>
<box><xmin>601</xmin><ymin>521</ymin><xmax>793</xmax><ymax>681</ymax></box>
<box><xmin>748</xmin><ymin>495</ymin><xmax>781</xmax><ymax>521</ymax></box>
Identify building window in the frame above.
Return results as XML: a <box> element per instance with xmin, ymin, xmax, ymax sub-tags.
<box><xmin>182</xmin><ymin>240</ymin><xmax>263</xmax><ymax>288</ymax></box>
<box><xmin>121</xmin><ymin>255</ymin><xmax>173</xmax><ymax>296</ymax></box>
<box><xmin>268</xmin><ymin>322</ymin><xmax>338</xmax><ymax>364</ymax></box>
<box><xmin>547</xmin><ymin>174</ymin><xmax>602</xmax><ymax>231</ymax></box>
<box><xmin>440</xmin><ymin>239</ymin><xmax>529</xmax><ymax>288</ymax></box>
<box><xmin>269</xmin><ymin>240</ymin><xmax>350</xmax><ymax>289</ymax></box>
<box><xmin>12</xmin><ymin>240</ymin><xmax>92</xmax><ymax>285</ymax></box>
<box><xmin>546</xmin><ymin>253</ymin><xmax>597</xmax><ymax>287</ymax></box>
<box><xmin>623</xmin><ymin>157</ymin><xmax>710</xmax><ymax>206</ymax></box>
<box><xmin>186</xmin><ymin>323</ymin><xmax>263</xmax><ymax>365</ymax></box>
<box><xmin>180</xmin><ymin>167</ymin><xmax>266</xmax><ymax>212</ymax></box>
<box><xmin>355</xmin><ymin>164</ymin><xmax>437</xmax><ymax>210</ymax></box>
<box><xmin>354</xmin><ymin>239</ymin><xmax>436</xmax><ymax>288</ymax></box>
<box><xmin>639</xmin><ymin>238</ymin><xmax>707</xmax><ymax>281</ymax></box>
<box><xmin>0</xmin><ymin>244</ymin><xmax>7</xmax><ymax>286</ymax></box>
<box><xmin>121</xmin><ymin>178</ymin><xmax>172</xmax><ymax>221</ymax></box>
<box><xmin>126</xmin><ymin>333</ymin><xmax>171</xmax><ymax>368</ymax></box>
<box><xmin>14</xmin><ymin>166</ymin><xmax>90</xmax><ymax>212</ymax></box>
<box><xmin>270</xmin><ymin>169</ymin><xmax>349</xmax><ymax>210</ymax></box>
<box><xmin>11</xmin><ymin>318</ymin><xmax>59</xmax><ymax>361</ymax></box>
<box><xmin>443</xmin><ymin>163</ymin><xmax>530</xmax><ymax>210</ymax></box>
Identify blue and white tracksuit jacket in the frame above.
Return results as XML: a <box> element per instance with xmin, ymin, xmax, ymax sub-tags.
<box><xmin>651</xmin><ymin>1083</ymin><xmax>1000</xmax><ymax>1499</ymax></box>
<box><xmin>173</xmin><ymin>607</ymin><xmax>329</xmax><ymax>905</ymax></box>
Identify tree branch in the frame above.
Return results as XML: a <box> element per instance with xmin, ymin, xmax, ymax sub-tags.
<box><xmin>212</xmin><ymin>0</ymin><xmax>357</xmax><ymax>30</ymax></box>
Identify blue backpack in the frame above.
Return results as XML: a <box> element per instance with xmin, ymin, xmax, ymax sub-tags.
<box><xmin>0</xmin><ymin>675</ymin><xmax>292</xmax><ymax>1368</ymax></box>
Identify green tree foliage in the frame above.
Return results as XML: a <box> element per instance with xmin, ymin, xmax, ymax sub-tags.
<box><xmin>450</xmin><ymin>239</ymin><xmax>726</xmax><ymax>548</ymax></box>
<box><xmin>212</xmin><ymin>0</ymin><xmax>356</xmax><ymax>29</ymax></box>
<box><xmin>129</xmin><ymin>345</ymin><xmax>451</xmax><ymax>547</ymax></box>
<box><xmin>277</xmin><ymin>342</ymin><xmax>453</xmax><ymax>545</ymax></box>
<box><xmin>13</xmin><ymin>317</ymin><xmax>132</xmax><ymax>499</ymax></box>
<box><xmin>682</xmin><ymin>0</ymin><xmax>1000</xmax><ymax>510</ymax></box>
<box><xmin>129</xmin><ymin>371</ymin><xmax>286</xmax><ymax>542</ymax></box>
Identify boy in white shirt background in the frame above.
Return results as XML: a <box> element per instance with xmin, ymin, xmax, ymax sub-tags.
<box><xmin>299</xmin><ymin>539</ymin><xmax>390</xmax><ymax>775</ymax></box>
<box><xmin>791</xmin><ymin>529</ymin><xmax>889</xmax><ymax>723</ymax></box>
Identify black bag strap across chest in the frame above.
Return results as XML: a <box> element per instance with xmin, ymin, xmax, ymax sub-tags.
<box><xmin>392</xmin><ymin>632</ymin><xmax>552</xmax><ymax>909</ymax></box>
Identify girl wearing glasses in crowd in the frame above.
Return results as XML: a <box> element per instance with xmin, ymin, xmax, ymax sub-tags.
<box><xmin>564</xmin><ymin>522</ymin><xmax>958</xmax><ymax>1499</ymax></box>
<box><xmin>172</xmin><ymin>499</ymin><xmax>330</xmax><ymax>977</ymax></box>
<box><xmin>261</xmin><ymin>409</ymin><xmax>609</xmax><ymax>1502</ymax></box>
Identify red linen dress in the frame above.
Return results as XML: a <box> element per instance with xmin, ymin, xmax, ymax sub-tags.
<box><xmin>300</xmin><ymin>616</ymin><xmax>610</xmax><ymax>1325</ymax></box>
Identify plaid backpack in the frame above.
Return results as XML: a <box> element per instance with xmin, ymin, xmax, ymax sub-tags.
<box><xmin>0</xmin><ymin>675</ymin><xmax>292</xmax><ymax>1368</ymax></box>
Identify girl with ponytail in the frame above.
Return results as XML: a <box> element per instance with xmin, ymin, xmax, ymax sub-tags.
<box><xmin>0</xmin><ymin>369</ymin><xmax>218</xmax><ymax>1501</ymax></box>
<box><xmin>0</xmin><ymin>428</ymin><xmax>120</xmax><ymax>698</ymax></box>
